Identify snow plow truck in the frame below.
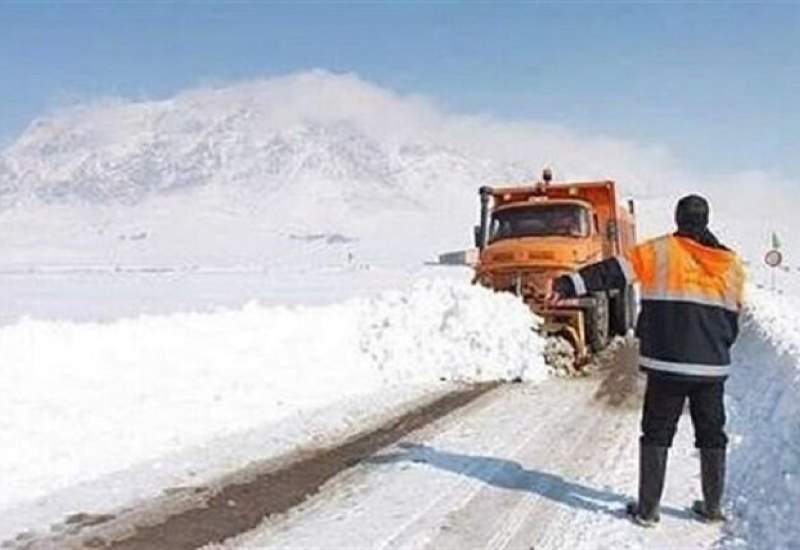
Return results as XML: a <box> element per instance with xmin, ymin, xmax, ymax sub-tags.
<box><xmin>473</xmin><ymin>170</ymin><xmax>637</xmax><ymax>365</ymax></box>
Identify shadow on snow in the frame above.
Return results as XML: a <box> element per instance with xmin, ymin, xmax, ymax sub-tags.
<box><xmin>367</xmin><ymin>442</ymin><xmax>693</xmax><ymax>521</ymax></box>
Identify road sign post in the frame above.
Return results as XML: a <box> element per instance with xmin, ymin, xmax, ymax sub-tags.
<box><xmin>764</xmin><ymin>249</ymin><xmax>783</xmax><ymax>292</ymax></box>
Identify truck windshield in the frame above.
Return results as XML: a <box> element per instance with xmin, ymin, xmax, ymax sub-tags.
<box><xmin>489</xmin><ymin>204</ymin><xmax>590</xmax><ymax>242</ymax></box>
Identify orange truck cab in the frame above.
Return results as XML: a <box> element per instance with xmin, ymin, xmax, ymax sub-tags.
<box><xmin>473</xmin><ymin>170</ymin><xmax>637</xmax><ymax>363</ymax></box>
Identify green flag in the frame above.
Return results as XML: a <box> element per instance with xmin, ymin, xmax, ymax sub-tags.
<box><xmin>772</xmin><ymin>231</ymin><xmax>782</xmax><ymax>250</ymax></box>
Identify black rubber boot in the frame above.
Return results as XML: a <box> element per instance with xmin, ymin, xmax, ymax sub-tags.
<box><xmin>692</xmin><ymin>448</ymin><xmax>727</xmax><ymax>522</ymax></box>
<box><xmin>627</xmin><ymin>445</ymin><xmax>668</xmax><ymax>527</ymax></box>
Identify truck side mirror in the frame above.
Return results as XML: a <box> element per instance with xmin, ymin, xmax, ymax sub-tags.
<box><xmin>474</xmin><ymin>225</ymin><xmax>481</xmax><ymax>248</ymax></box>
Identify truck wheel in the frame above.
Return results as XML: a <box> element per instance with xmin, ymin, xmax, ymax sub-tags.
<box><xmin>586</xmin><ymin>292</ymin><xmax>610</xmax><ymax>352</ymax></box>
<box><xmin>610</xmin><ymin>284</ymin><xmax>636</xmax><ymax>336</ymax></box>
<box><xmin>626</xmin><ymin>285</ymin><xmax>638</xmax><ymax>332</ymax></box>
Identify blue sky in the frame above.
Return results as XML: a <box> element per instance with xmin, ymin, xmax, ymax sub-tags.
<box><xmin>0</xmin><ymin>3</ymin><xmax>797</xmax><ymax>177</ymax></box>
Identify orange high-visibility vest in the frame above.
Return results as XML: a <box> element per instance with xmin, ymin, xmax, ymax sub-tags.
<box><xmin>617</xmin><ymin>234</ymin><xmax>745</xmax><ymax>378</ymax></box>
<box><xmin>626</xmin><ymin>235</ymin><xmax>744</xmax><ymax>312</ymax></box>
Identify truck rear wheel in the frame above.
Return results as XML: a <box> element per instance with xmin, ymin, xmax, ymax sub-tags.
<box><xmin>586</xmin><ymin>292</ymin><xmax>610</xmax><ymax>352</ymax></box>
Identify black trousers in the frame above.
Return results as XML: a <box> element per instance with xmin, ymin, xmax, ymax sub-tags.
<box><xmin>640</xmin><ymin>374</ymin><xmax>728</xmax><ymax>449</ymax></box>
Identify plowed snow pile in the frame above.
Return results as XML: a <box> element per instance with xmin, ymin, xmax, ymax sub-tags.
<box><xmin>724</xmin><ymin>288</ymin><xmax>800</xmax><ymax>549</ymax></box>
<box><xmin>0</xmin><ymin>278</ymin><xmax>546</xmax><ymax>527</ymax></box>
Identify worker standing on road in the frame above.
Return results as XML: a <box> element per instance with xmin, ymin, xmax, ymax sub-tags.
<box><xmin>549</xmin><ymin>195</ymin><xmax>745</xmax><ymax>527</ymax></box>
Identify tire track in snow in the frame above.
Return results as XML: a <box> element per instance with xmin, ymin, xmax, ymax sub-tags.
<box><xmin>420</xmin><ymin>376</ymin><xmax>626</xmax><ymax>550</ymax></box>
<box><xmin>226</xmin><ymin>385</ymin><xmax>549</xmax><ymax>549</ymax></box>
<box><xmin>378</xmin><ymin>387</ymin><xmax>564</xmax><ymax>550</ymax></box>
<box><xmin>482</xmin><ymin>396</ymin><xmax>621</xmax><ymax>550</ymax></box>
<box><xmin>417</xmin><ymin>343</ymin><xmax>640</xmax><ymax>550</ymax></box>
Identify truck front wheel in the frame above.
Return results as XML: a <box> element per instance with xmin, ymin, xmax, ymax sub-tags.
<box><xmin>586</xmin><ymin>292</ymin><xmax>610</xmax><ymax>352</ymax></box>
<box><xmin>610</xmin><ymin>284</ymin><xmax>637</xmax><ymax>336</ymax></box>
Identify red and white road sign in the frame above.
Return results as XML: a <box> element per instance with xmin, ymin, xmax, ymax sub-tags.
<box><xmin>765</xmin><ymin>249</ymin><xmax>783</xmax><ymax>268</ymax></box>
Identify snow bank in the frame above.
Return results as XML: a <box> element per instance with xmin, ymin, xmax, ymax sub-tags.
<box><xmin>0</xmin><ymin>277</ymin><xmax>546</xmax><ymax>524</ymax></box>
<box><xmin>741</xmin><ymin>286</ymin><xmax>800</xmax><ymax>357</ymax></box>
<box><xmin>724</xmin><ymin>287</ymin><xmax>800</xmax><ymax>549</ymax></box>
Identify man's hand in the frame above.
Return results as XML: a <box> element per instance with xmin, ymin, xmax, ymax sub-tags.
<box><xmin>546</xmin><ymin>275</ymin><xmax>573</xmax><ymax>307</ymax></box>
<box><xmin>544</xmin><ymin>291</ymin><xmax>563</xmax><ymax>307</ymax></box>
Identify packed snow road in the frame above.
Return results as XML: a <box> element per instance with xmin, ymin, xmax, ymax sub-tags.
<box><xmin>220</xmin><ymin>343</ymin><xmax>722</xmax><ymax>550</ymax></box>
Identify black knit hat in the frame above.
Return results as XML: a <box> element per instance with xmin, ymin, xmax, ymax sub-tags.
<box><xmin>675</xmin><ymin>194</ymin><xmax>709</xmax><ymax>230</ymax></box>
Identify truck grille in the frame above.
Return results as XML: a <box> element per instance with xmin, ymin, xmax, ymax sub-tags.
<box><xmin>491</xmin><ymin>252</ymin><xmax>515</xmax><ymax>262</ymax></box>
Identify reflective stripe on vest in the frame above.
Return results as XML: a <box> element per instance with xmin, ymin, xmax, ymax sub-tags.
<box><xmin>640</xmin><ymin>356</ymin><xmax>731</xmax><ymax>377</ymax></box>
<box><xmin>639</xmin><ymin>290</ymin><xmax>739</xmax><ymax>313</ymax></box>
<box><xmin>652</xmin><ymin>237</ymin><xmax>670</xmax><ymax>294</ymax></box>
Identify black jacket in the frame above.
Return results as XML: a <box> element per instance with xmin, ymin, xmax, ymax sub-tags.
<box><xmin>554</xmin><ymin>231</ymin><xmax>745</xmax><ymax>381</ymax></box>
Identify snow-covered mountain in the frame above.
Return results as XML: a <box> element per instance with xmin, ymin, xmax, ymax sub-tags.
<box><xmin>0</xmin><ymin>73</ymin><xmax>526</xmax><ymax>211</ymax></box>
<box><xmin>0</xmin><ymin>71</ymin><xmax>796</xmax><ymax>268</ymax></box>
<box><xmin>1</xmin><ymin>119</ymin><xmax>513</xmax><ymax>209</ymax></box>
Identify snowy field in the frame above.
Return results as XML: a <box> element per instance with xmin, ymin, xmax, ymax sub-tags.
<box><xmin>0</xmin><ymin>266</ymin><xmax>424</xmax><ymax>327</ymax></box>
